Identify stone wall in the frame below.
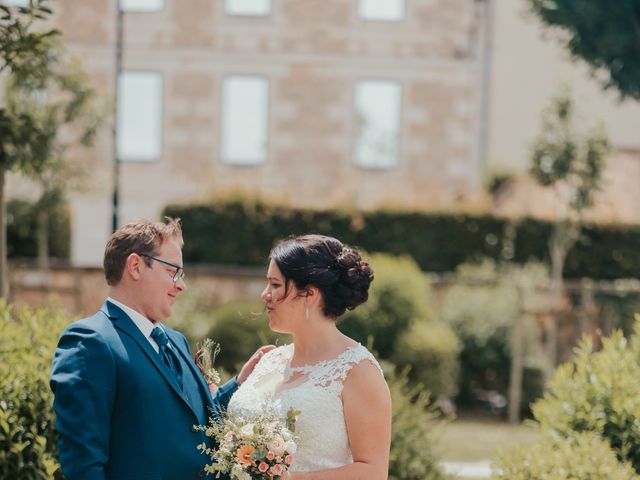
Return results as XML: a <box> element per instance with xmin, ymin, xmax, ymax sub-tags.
<box><xmin>9</xmin><ymin>262</ymin><xmax>266</xmax><ymax>317</ymax></box>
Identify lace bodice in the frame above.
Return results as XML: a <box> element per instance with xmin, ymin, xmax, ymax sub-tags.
<box><xmin>227</xmin><ymin>343</ymin><xmax>383</xmax><ymax>472</ymax></box>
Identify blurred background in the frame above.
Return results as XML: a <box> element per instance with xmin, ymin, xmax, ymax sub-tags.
<box><xmin>3</xmin><ymin>0</ymin><xmax>640</xmax><ymax>478</ymax></box>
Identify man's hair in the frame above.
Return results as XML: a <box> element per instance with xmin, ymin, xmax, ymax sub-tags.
<box><xmin>103</xmin><ymin>217</ymin><xmax>183</xmax><ymax>286</ymax></box>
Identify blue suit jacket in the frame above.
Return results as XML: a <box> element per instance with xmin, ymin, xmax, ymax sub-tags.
<box><xmin>50</xmin><ymin>300</ymin><xmax>238</xmax><ymax>480</ymax></box>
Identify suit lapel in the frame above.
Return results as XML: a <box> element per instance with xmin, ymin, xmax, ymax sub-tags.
<box><xmin>101</xmin><ymin>301</ymin><xmax>192</xmax><ymax>410</ymax></box>
<box><xmin>166</xmin><ymin>328</ymin><xmax>215</xmax><ymax>413</ymax></box>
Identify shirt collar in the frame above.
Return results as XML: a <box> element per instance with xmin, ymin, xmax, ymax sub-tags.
<box><xmin>106</xmin><ymin>296</ymin><xmax>158</xmax><ymax>341</ymax></box>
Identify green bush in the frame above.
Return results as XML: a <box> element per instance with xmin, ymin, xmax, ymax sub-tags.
<box><xmin>393</xmin><ymin>321</ymin><xmax>460</xmax><ymax>399</ymax></box>
<box><xmin>339</xmin><ymin>253</ymin><xmax>433</xmax><ymax>359</ymax></box>
<box><xmin>164</xmin><ymin>197</ymin><xmax>640</xmax><ymax>279</ymax></box>
<box><xmin>528</xmin><ymin>322</ymin><xmax>640</xmax><ymax>472</ymax></box>
<box><xmin>7</xmin><ymin>196</ymin><xmax>70</xmax><ymax>260</ymax></box>
<box><xmin>438</xmin><ymin>260</ymin><xmax>547</xmax><ymax>410</ymax></box>
<box><xmin>386</xmin><ymin>365</ymin><xmax>446</xmax><ymax>480</ymax></box>
<box><xmin>492</xmin><ymin>431</ymin><xmax>638</xmax><ymax>479</ymax></box>
<box><xmin>204</xmin><ymin>299</ymin><xmax>290</xmax><ymax>372</ymax></box>
<box><xmin>0</xmin><ymin>302</ymin><xmax>70</xmax><ymax>479</ymax></box>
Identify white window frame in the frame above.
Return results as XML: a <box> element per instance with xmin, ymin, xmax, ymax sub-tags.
<box><xmin>221</xmin><ymin>75</ymin><xmax>270</xmax><ymax>166</ymax></box>
<box><xmin>357</xmin><ymin>0</ymin><xmax>405</xmax><ymax>22</ymax></box>
<box><xmin>116</xmin><ymin>71</ymin><xmax>163</xmax><ymax>162</ymax></box>
<box><xmin>353</xmin><ymin>79</ymin><xmax>402</xmax><ymax>169</ymax></box>
<box><xmin>119</xmin><ymin>0</ymin><xmax>164</xmax><ymax>13</ymax></box>
<box><xmin>225</xmin><ymin>0</ymin><xmax>271</xmax><ymax>16</ymax></box>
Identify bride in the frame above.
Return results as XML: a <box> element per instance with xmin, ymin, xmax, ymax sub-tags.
<box><xmin>227</xmin><ymin>234</ymin><xmax>391</xmax><ymax>479</ymax></box>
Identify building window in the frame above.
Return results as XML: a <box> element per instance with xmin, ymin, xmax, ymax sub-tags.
<box><xmin>221</xmin><ymin>76</ymin><xmax>269</xmax><ymax>165</ymax></box>
<box><xmin>117</xmin><ymin>72</ymin><xmax>163</xmax><ymax>161</ymax></box>
<box><xmin>354</xmin><ymin>80</ymin><xmax>402</xmax><ymax>169</ymax></box>
<box><xmin>225</xmin><ymin>0</ymin><xmax>271</xmax><ymax>16</ymax></box>
<box><xmin>119</xmin><ymin>0</ymin><xmax>163</xmax><ymax>12</ymax></box>
<box><xmin>358</xmin><ymin>0</ymin><xmax>405</xmax><ymax>21</ymax></box>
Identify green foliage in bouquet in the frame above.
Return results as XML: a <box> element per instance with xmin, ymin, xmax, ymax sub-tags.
<box><xmin>0</xmin><ymin>302</ymin><xmax>70</xmax><ymax>479</ymax></box>
<box><xmin>339</xmin><ymin>253</ymin><xmax>433</xmax><ymax>359</ymax></box>
<box><xmin>386</xmin><ymin>366</ymin><xmax>446</xmax><ymax>480</ymax></box>
<box><xmin>531</xmin><ymin>321</ymin><xmax>640</xmax><ymax>472</ymax></box>
<box><xmin>492</xmin><ymin>431</ymin><xmax>638</xmax><ymax>480</ymax></box>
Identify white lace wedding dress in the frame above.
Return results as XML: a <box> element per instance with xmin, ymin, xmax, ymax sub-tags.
<box><xmin>227</xmin><ymin>343</ymin><xmax>383</xmax><ymax>472</ymax></box>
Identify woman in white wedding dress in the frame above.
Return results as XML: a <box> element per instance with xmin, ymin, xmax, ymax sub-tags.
<box><xmin>228</xmin><ymin>234</ymin><xmax>391</xmax><ymax>479</ymax></box>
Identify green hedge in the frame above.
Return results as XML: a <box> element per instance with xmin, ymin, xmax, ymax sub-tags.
<box><xmin>7</xmin><ymin>197</ymin><xmax>70</xmax><ymax>260</ymax></box>
<box><xmin>163</xmin><ymin>199</ymin><xmax>639</xmax><ymax>279</ymax></box>
<box><xmin>0</xmin><ymin>302</ymin><xmax>70</xmax><ymax>479</ymax></box>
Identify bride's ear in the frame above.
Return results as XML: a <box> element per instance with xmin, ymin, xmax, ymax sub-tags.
<box><xmin>305</xmin><ymin>286</ymin><xmax>322</xmax><ymax>307</ymax></box>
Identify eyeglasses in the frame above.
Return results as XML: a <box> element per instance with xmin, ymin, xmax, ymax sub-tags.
<box><xmin>140</xmin><ymin>254</ymin><xmax>185</xmax><ymax>283</ymax></box>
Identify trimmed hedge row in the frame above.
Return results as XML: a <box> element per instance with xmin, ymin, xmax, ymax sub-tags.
<box><xmin>163</xmin><ymin>199</ymin><xmax>639</xmax><ymax>279</ymax></box>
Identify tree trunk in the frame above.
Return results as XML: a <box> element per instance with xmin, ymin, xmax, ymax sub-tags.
<box><xmin>36</xmin><ymin>204</ymin><xmax>49</xmax><ymax>271</ymax></box>
<box><xmin>0</xmin><ymin>165</ymin><xmax>8</xmax><ymax>300</ymax></box>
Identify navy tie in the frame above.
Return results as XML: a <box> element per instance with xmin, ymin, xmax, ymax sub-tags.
<box><xmin>150</xmin><ymin>327</ymin><xmax>183</xmax><ymax>388</ymax></box>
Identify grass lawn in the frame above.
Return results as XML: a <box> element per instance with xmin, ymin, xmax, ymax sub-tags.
<box><xmin>438</xmin><ymin>417</ymin><xmax>538</xmax><ymax>463</ymax></box>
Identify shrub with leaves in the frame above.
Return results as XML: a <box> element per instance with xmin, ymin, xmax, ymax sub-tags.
<box><xmin>532</xmin><ymin>322</ymin><xmax>640</xmax><ymax>471</ymax></box>
<box><xmin>393</xmin><ymin>321</ymin><xmax>460</xmax><ymax>399</ymax></box>
<box><xmin>204</xmin><ymin>299</ymin><xmax>290</xmax><ymax>372</ymax></box>
<box><xmin>494</xmin><ymin>319</ymin><xmax>640</xmax><ymax>478</ymax></box>
<box><xmin>339</xmin><ymin>253</ymin><xmax>433</xmax><ymax>359</ymax></box>
<box><xmin>492</xmin><ymin>431</ymin><xmax>638</xmax><ymax>480</ymax></box>
<box><xmin>438</xmin><ymin>260</ymin><xmax>547</xmax><ymax>409</ymax></box>
<box><xmin>0</xmin><ymin>301</ymin><xmax>71</xmax><ymax>479</ymax></box>
<box><xmin>386</xmin><ymin>365</ymin><xmax>446</xmax><ymax>480</ymax></box>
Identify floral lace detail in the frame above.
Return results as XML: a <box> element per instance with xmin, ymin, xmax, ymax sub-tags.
<box><xmin>227</xmin><ymin>343</ymin><xmax>383</xmax><ymax>472</ymax></box>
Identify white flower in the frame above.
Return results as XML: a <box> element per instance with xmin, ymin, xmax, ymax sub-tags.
<box><xmin>239</xmin><ymin>423</ymin><xmax>254</xmax><ymax>438</ymax></box>
<box><xmin>285</xmin><ymin>439</ymin><xmax>297</xmax><ymax>454</ymax></box>
<box><xmin>269</xmin><ymin>436</ymin><xmax>286</xmax><ymax>455</ymax></box>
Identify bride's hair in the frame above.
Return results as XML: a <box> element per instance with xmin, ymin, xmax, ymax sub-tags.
<box><xmin>270</xmin><ymin>234</ymin><xmax>374</xmax><ymax>318</ymax></box>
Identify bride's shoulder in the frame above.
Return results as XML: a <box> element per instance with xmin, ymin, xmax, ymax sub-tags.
<box><xmin>343</xmin><ymin>344</ymin><xmax>383</xmax><ymax>374</ymax></box>
<box><xmin>342</xmin><ymin>345</ymin><xmax>388</xmax><ymax>394</ymax></box>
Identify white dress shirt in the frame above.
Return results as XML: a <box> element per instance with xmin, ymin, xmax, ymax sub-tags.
<box><xmin>107</xmin><ymin>297</ymin><xmax>162</xmax><ymax>353</ymax></box>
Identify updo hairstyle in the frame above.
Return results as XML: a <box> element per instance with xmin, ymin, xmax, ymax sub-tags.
<box><xmin>270</xmin><ymin>234</ymin><xmax>374</xmax><ymax>318</ymax></box>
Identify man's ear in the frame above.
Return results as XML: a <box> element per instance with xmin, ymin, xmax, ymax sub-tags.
<box><xmin>125</xmin><ymin>253</ymin><xmax>143</xmax><ymax>281</ymax></box>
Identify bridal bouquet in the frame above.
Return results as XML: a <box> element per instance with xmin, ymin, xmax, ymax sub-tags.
<box><xmin>197</xmin><ymin>408</ymin><xmax>300</xmax><ymax>479</ymax></box>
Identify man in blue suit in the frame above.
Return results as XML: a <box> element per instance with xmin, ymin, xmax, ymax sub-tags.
<box><xmin>50</xmin><ymin>218</ymin><xmax>272</xmax><ymax>480</ymax></box>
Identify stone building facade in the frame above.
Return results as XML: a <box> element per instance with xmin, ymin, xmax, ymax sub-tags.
<box><xmin>42</xmin><ymin>0</ymin><xmax>488</xmax><ymax>265</ymax></box>
<box><xmin>7</xmin><ymin>0</ymin><xmax>640</xmax><ymax>267</ymax></box>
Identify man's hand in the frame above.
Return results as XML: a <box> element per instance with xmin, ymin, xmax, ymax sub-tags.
<box><xmin>237</xmin><ymin>345</ymin><xmax>276</xmax><ymax>385</ymax></box>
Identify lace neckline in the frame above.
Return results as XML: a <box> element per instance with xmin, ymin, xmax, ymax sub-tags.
<box><xmin>284</xmin><ymin>343</ymin><xmax>361</xmax><ymax>376</ymax></box>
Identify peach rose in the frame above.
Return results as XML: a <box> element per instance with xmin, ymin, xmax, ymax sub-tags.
<box><xmin>258</xmin><ymin>462</ymin><xmax>269</xmax><ymax>473</ymax></box>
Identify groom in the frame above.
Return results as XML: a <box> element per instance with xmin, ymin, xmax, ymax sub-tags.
<box><xmin>50</xmin><ymin>218</ymin><xmax>272</xmax><ymax>480</ymax></box>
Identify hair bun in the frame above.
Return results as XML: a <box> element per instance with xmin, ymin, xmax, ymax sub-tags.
<box><xmin>334</xmin><ymin>248</ymin><xmax>374</xmax><ymax>310</ymax></box>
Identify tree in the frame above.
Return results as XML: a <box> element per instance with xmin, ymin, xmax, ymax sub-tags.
<box><xmin>0</xmin><ymin>0</ymin><xmax>59</xmax><ymax>298</ymax></box>
<box><xmin>530</xmin><ymin>87</ymin><xmax>609</xmax><ymax>368</ymax></box>
<box><xmin>529</xmin><ymin>0</ymin><xmax>640</xmax><ymax>100</ymax></box>
<box><xmin>5</xmin><ymin>55</ymin><xmax>101</xmax><ymax>271</ymax></box>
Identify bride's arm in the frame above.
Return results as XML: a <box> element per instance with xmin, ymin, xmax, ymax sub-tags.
<box><xmin>287</xmin><ymin>361</ymin><xmax>392</xmax><ymax>480</ymax></box>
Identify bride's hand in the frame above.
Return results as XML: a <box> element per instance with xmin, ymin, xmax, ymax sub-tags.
<box><xmin>237</xmin><ymin>345</ymin><xmax>276</xmax><ymax>384</ymax></box>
